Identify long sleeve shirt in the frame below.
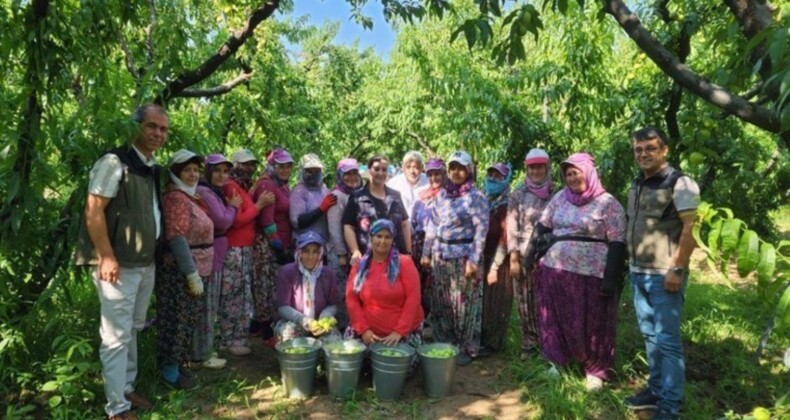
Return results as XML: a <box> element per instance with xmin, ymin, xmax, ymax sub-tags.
<box><xmin>422</xmin><ymin>188</ymin><xmax>489</xmax><ymax>265</ymax></box>
<box><xmin>251</xmin><ymin>177</ymin><xmax>292</xmax><ymax>249</ymax></box>
<box><xmin>163</xmin><ymin>187</ymin><xmax>214</xmax><ymax>277</ymax></box>
<box><xmin>506</xmin><ymin>185</ymin><xmax>552</xmax><ymax>256</ymax></box>
<box><xmin>276</xmin><ymin>263</ymin><xmax>338</xmax><ymax>325</ymax></box>
<box><xmin>222</xmin><ymin>180</ymin><xmax>258</xmax><ymax>248</ymax></box>
<box><xmin>345</xmin><ymin>255</ymin><xmax>424</xmax><ymax>337</ymax></box>
<box><xmin>326</xmin><ymin>189</ymin><xmax>351</xmax><ymax>256</ymax></box>
<box><xmin>197</xmin><ymin>184</ymin><xmax>237</xmax><ymax>272</ymax></box>
<box><xmin>537</xmin><ymin>191</ymin><xmax>626</xmax><ymax>278</ymax></box>
<box><xmin>289</xmin><ymin>183</ymin><xmax>330</xmax><ymax>241</ymax></box>
<box><xmin>386</xmin><ymin>173</ymin><xmax>427</xmax><ymax>220</ymax></box>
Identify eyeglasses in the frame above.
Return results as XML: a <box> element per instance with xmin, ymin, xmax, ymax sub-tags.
<box><xmin>632</xmin><ymin>146</ymin><xmax>661</xmax><ymax>155</ymax></box>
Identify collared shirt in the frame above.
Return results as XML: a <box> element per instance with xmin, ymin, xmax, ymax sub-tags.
<box><xmin>87</xmin><ymin>144</ymin><xmax>161</xmax><ymax>238</ymax></box>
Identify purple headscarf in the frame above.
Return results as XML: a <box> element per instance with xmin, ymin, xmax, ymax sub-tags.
<box><xmin>560</xmin><ymin>152</ymin><xmax>606</xmax><ymax>206</ymax></box>
<box><xmin>334</xmin><ymin>158</ymin><xmax>361</xmax><ymax>195</ymax></box>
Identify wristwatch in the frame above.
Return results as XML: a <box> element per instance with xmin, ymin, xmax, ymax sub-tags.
<box><xmin>671</xmin><ymin>266</ymin><xmax>685</xmax><ymax>276</ymax></box>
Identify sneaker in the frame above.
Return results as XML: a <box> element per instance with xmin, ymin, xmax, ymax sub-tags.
<box><xmin>456</xmin><ymin>353</ymin><xmax>473</xmax><ymax>366</ymax></box>
<box><xmin>520</xmin><ymin>347</ymin><xmax>539</xmax><ymax>361</ymax></box>
<box><xmin>624</xmin><ymin>388</ymin><xmax>659</xmax><ymax>410</ymax></box>
<box><xmin>163</xmin><ymin>373</ymin><xmax>197</xmax><ymax>390</ymax></box>
<box><xmin>584</xmin><ymin>375</ymin><xmax>604</xmax><ymax>392</ymax></box>
<box><xmin>227</xmin><ymin>346</ymin><xmax>251</xmax><ymax>356</ymax></box>
<box><xmin>202</xmin><ymin>356</ymin><xmax>227</xmax><ymax>369</ymax></box>
<box><xmin>108</xmin><ymin>410</ymin><xmax>138</xmax><ymax>420</ymax></box>
<box><xmin>124</xmin><ymin>391</ymin><xmax>153</xmax><ymax>410</ymax></box>
<box><xmin>546</xmin><ymin>365</ymin><xmax>560</xmax><ymax>377</ymax></box>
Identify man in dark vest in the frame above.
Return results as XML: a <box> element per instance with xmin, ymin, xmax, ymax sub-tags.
<box><xmin>75</xmin><ymin>104</ymin><xmax>167</xmax><ymax>420</ymax></box>
<box><xmin>624</xmin><ymin>127</ymin><xmax>700</xmax><ymax>420</ymax></box>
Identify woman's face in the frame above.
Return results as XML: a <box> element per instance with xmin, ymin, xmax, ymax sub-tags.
<box><xmin>179</xmin><ymin>163</ymin><xmax>201</xmax><ymax>187</ymax></box>
<box><xmin>275</xmin><ymin>163</ymin><xmax>293</xmax><ymax>181</ymax></box>
<box><xmin>371</xmin><ymin>229</ymin><xmax>394</xmax><ymax>257</ymax></box>
<box><xmin>300</xmin><ymin>243</ymin><xmax>321</xmax><ymax>270</ymax></box>
<box><xmin>342</xmin><ymin>169</ymin><xmax>361</xmax><ymax>188</ymax></box>
<box><xmin>448</xmin><ymin>162</ymin><xmax>469</xmax><ymax>186</ymax></box>
<box><xmin>426</xmin><ymin>169</ymin><xmax>444</xmax><ymax>189</ymax></box>
<box><xmin>564</xmin><ymin>166</ymin><xmax>587</xmax><ymax>193</ymax></box>
<box><xmin>527</xmin><ymin>164</ymin><xmax>547</xmax><ymax>183</ymax></box>
<box><xmin>210</xmin><ymin>163</ymin><xmax>232</xmax><ymax>188</ymax></box>
<box><xmin>486</xmin><ymin>169</ymin><xmax>504</xmax><ymax>181</ymax></box>
<box><xmin>369</xmin><ymin>160</ymin><xmax>389</xmax><ymax>186</ymax></box>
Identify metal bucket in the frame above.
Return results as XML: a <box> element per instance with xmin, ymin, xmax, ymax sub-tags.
<box><xmin>275</xmin><ymin>337</ymin><xmax>320</xmax><ymax>399</ymax></box>
<box><xmin>417</xmin><ymin>343</ymin><xmax>459</xmax><ymax>398</ymax></box>
<box><xmin>370</xmin><ymin>342</ymin><xmax>415</xmax><ymax>401</ymax></box>
<box><xmin>323</xmin><ymin>339</ymin><xmax>365</xmax><ymax>399</ymax></box>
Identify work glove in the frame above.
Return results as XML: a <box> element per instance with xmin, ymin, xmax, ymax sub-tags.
<box><xmin>186</xmin><ymin>272</ymin><xmax>204</xmax><ymax>296</ymax></box>
<box><xmin>319</xmin><ymin>194</ymin><xmax>338</xmax><ymax>212</ymax></box>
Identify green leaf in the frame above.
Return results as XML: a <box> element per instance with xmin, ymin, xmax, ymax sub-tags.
<box><xmin>708</xmin><ymin>219</ymin><xmax>723</xmax><ymax>255</ymax></box>
<box><xmin>48</xmin><ymin>395</ymin><xmax>62</xmax><ymax>408</ymax></box>
<box><xmin>775</xmin><ymin>285</ymin><xmax>790</xmax><ymax>330</ymax></box>
<box><xmin>720</xmin><ymin>218</ymin><xmax>744</xmax><ymax>255</ymax></box>
<box><xmin>41</xmin><ymin>381</ymin><xmax>59</xmax><ymax>392</ymax></box>
<box><xmin>463</xmin><ymin>21</ymin><xmax>477</xmax><ymax>50</ymax></box>
<box><xmin>692</xmin><ymin>221</ymin><xmax>710</xmax><ymax>254</ymax></box>
<box><xmin>557</xmin><ymin>0</ymin><xmax>568</xmax><ymax>14</ymax></box>
<box><xmin>736</xmin><ymin>230</ymin><xmax>759</xmax><ymax>277</ymax></box>
<box><xmin>757</xmin><ymin>243</ymin><xmax>777</xmax><ymax>289</ymax></box>
<box><xmin>778</xmin><ymin>240</ymin><xmax>790</xmax><ymax>253</ymax></box>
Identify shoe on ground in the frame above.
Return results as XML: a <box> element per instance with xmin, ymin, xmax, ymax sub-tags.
<box><xmin>584</xmin><ymin>375</ymin><xmax>604</xmax><ymax>392</ymax></box>
<box><xmin>203</xmin><ymin>356</ymin><xmax>227</xmax><ymax>369</ymax></box>
<box><xmin>519</xmin><ymin>347</ymin><xmax>539</xmax><ymax>361</ymax></box>
<box><xmin>652</xmin><ymin>409</ymin><xmax>680</xmax><ymax>420</ymax></box>
<box><xmin>124</xmin><ymin>391</ymin><xmax>153</xmax><ymax>410</ymax></box>
<box><xmin>456</xmin><ymin>353</ymin><xmax>473</xmax><ymax>366</ymax></box>
<box><xmin>624</xmin><ymin>387</ymin><xmax>660</xmax><ymax>410</ymax></box>
<box><xmin>546</xmin><ymin>365</ymin><xmax>560</xmax><ymax>377</ymax></box>
<box><xmin>163</xmin><ymin>373</ymin><xmax>197</xmax><ymax>390</ymax></box>
<box><xmin>227</xmin><ymin>346</ymin><xmax>251</xmax><ymax>356</ymax></box>
<box><xmin>108</xmin><ymin>409</ymin><xmax>138</xmax><ymax>420</ymax></box>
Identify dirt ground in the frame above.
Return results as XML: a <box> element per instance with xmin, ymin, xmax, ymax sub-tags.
<box><xmin>197</xmin><ymin>337</ymin><xmax>532</xmax><ymax>420</ymax></box>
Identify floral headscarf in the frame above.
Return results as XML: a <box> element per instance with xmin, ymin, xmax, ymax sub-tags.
<box><xmin>352</xmin><ymin>219</ymin><xmax>400</xmax><ymax>294</ymax></box>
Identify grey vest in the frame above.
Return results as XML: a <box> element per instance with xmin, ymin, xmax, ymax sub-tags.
<box><xmin>626</xmin><ymin>166</ymin><xmax>684</xmax><ymax>270</ymax></box>
<box><xmin>74</xmin><ymin>146</ymin><xmax>162</xmax><ymax>267</ymax></box>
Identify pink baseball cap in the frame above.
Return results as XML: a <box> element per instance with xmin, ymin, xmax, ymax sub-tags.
<box><xmin>524</xmin><ymin>149</ymin><xmax>549</xmax><ymax>165</ymax></box>
<box><xmin>337</xmin><ymin>158</ymin><xmax>359</xmax><ymax>174</ymax></box>
<box><xmin>267</xmin><ymin>148</ymin><xmax>294</xmax><ymax>165</ymax></box>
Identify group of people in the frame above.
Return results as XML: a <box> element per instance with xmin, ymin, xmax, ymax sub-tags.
<box><xmin>77</xmin><ymin>104</ymin><xmax>698</xmax><ymax>420</ymax></box>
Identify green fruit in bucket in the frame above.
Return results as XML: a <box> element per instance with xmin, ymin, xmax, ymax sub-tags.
<box><xmin>377</xmin><ymin>349</ymin><xmax>407</xmax><ymax>357</ymax></box>
<box><xmin>283</xmin><ymin>346</ymin><xmax>311</xmax><ymax>354</ymax></box>
<box><xmin>424</xmin><ymin>347</ymin><xmax>456</xmax><ymax>358</ymax></box>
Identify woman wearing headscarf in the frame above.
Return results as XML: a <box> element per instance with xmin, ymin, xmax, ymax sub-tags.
<box><xmin>220</xmin><ymin>150</ymin><xmax>271</xmax><ymax>356</ymax></box>
<box><xmin>274</xmin><ymin>231</ymin><xmax>339</xmax><ymax>342</ymax></box>
<box><xmin>156</xmin><ymin>150</ymin><xmax>213</xmax><ymax>389</ymax></box>
<box><xmin>327</xmin><ymin>158</ymin><xmax>362</xmax><ymax>329</ymax></box>
<box><xmin>192</xmin><ymin>154</ymin><xmax>242</xmax><ymax>370</ymax></box>
<box><xmin>289</xmin><ymin>153</ymin><xmax>337</xmax><ymax>240</ymax></box>
<box><xmin>505</xmin><ymin>149</ymin><xmax>554</xmax><ymax>360</ymax></box>
<box><xmin>420</xmin><ymin>151</ymin><xmax>489</xmax><ymax>366</ymax></box>
<box><xmin>345</xmin><ymin>219</ymin><xmax>424</xmax><ymax>348</ymax></box>
<box><xmin>480</xmin><ymin>162</ymin><xmax>513</xmax><ymax>356</ymax></box>
<box><xmin>250</xmin><ymin>148</ymin><xmax>295</xmax><ymax>342</ymax></box>
<box><xmin>411</xmin><ymin>158</ymin><xmax>446</xmax><ymax>315</ymax></box>
<box><xmin>528</xmin><ymin>152</ymin><xmax>626</xmax><ymax>391</ymax></box>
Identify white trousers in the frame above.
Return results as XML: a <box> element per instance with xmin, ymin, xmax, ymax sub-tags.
<box><xmin>92</xmin><ymin>264</ymin><xmax>155</xmax><ymax>416</ymax></box>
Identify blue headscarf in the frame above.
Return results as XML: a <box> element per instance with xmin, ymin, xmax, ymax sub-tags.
<box><xmin>352</xmin><ymin>219</ymin><xmax>400</xmax><ymax>293</ymax></box>
<box><xmin>485</xmin><ymin>163</ymin><xmax>512</xmax><ymax>210</ymax></box>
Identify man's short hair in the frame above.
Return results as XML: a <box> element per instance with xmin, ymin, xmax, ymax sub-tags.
<box><xmin>132</xmin><ymin>103</ymin><xmax>167</xmax><ymax>123</ymax></box>
<box><xmin>368</xmin><ymin>155</ymin><xmax>388</xmax><ymax>168</ymax></box>
<box><xmin>402</xmin><ymin>151</ymin><xmax>424</xmax><ymax>167</ymax></box>
<box><xmin>631</xmin><ymin>126</ymin><xmax>668</xmax><ymax>146</ymax></box>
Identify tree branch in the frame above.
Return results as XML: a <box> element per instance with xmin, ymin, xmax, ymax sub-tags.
<box><xmin>119</xmin><ymin>32</ymin><xmax>139</xmax><ymax>80</ymax></box>
<box><xmin>604</xmin><ymin>0</ymin><xmax>781</xmax><ymax>134</ymax></box>
<box><xmin>174</xmin><ymin>71</ymin><xmax>254</xmax><ymax>98</ymax></box>
<box><xmin>146</xmin><ymin>0</ymin><xmax>156</xmax><ymax>66</ymax></box>
<box><xmin>723</xmin><ymin>0</ymin><xmax>776</xmax><ymax>98</ymax></box>
<box><xmin>157</xmin><ymin>0</ymin><xmax>280</xmax><ymax>103</ymax></box>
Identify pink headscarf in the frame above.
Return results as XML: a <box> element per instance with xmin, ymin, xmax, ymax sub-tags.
<box><xmin>560</xmin><ymin>153</ymin><xmax>606</xmax><ymax>206</ymax></box>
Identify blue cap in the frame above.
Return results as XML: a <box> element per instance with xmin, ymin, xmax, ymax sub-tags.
<box><xmin>296</xmin><ymin>231</ymin><xmax>325</xmax><ymax>250</ymax></box>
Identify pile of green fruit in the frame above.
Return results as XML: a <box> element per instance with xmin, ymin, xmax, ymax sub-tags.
<box><xmin>324</xmin><ymin>342</ymin><xmax>364</xmax><ymax>355</ymax></box>
<box><xmin>283</xmin><ymin>346</ymin><xmax>312</xmax><ymax>354</ymax></box>
<box><xmin>376</xmin><ymin>349</ymin><xmax>408</xmax><ymax>357</ymax></box>
<box><xmin>309</xmin><ymin>317</ymin><xmax>337</xmax><ymax>335</ymax></box>
<box><xmin>423</xmin><ymin>347</ymin><xmax>456</xmax><ymax>358</ymax></box>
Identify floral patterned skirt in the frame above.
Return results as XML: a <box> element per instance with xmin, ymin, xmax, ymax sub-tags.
<box><xmin>252</xmin><ymin>235</ymin><xmax>279</xmax><ymax>322</ymax></box>
<box><xmin>155</xmin><ymin>254</ymin><xmax>202</xmax><ymax>366</ymax></box>
<box><xmin>429</xmin><ymin>257</ymin><xmax>482</xmax><ymax>357</ymax></box>
<box><xmin>217</xmin><ymin>246</ymin><xmax>253</xmax><ymax>349</ymax></box>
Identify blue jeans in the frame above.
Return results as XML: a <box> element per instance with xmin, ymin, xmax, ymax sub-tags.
<box><xmin>630</xmin><ymin>272</ymin><xmax>686</xmax><ymax>416</ymax></box>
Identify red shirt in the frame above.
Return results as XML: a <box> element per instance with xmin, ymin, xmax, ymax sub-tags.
<box><xmin>346</xmin><ymin>255</ymin><xmax>424</xmax><ymax>337</ymax></box>
<box><xmin>251</xmin><ymin>176</ymin><xmax>292</xmax><ymax>250</ymax></box>
<box><xmin>223</xmin><ymin>180</ymin><xmax>258</xmax><ymax>247</ymax></box>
